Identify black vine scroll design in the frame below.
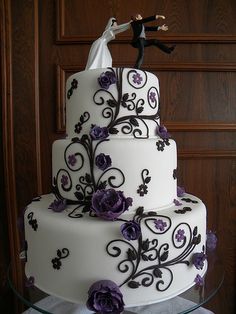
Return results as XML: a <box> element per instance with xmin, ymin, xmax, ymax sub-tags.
<box><xmin>74</xmin><ymin>112</ymin><xmax>90</xmax><ymax>135</ymax></box>
<box><xmin>137</xmin><ymin>169</ymin><xmax>151</xmax><ymax>196</ymax></box>
<box><xmin>181</xmin><ymin>198</ymin><xmax>199</xmax><ymax>204</ymax></box>
<box><xmin>52</xmin><ymin>132</ymin><xmax>125</xmax><ymax>218</ymax></box>
<box><xmin>106</xmin><ymin>207</ymin><xmax>201</xmax><ymax>292</ymax></box>
<box><xmin>67</xmin><ymin>78</ymin><xmax>78</xmax><ymax>99</ymax></box>
<box><xmin>27</xmin><ymin>212</ymin><xmax>38</xmax><ymax>231</ymax></box>
<box><xmin>93</xmin><ymin>68</ymin><xmax>161</xmax><ymax>139</ymax></box>
<box><xmin>174</xmin><ymin>207</ymin><xmax>192</xmax><ymax>214</ymax></box>
<box><xmin>51</xmin><ymin>248</ymin><xmax>70</xmax><ymax>270</ymax></box>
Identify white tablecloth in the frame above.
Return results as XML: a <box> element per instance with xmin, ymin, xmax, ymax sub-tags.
<box><xmin>23</xmin><ymin>295</ymin><xmax>214</xmax><ymax>314</ymax></box>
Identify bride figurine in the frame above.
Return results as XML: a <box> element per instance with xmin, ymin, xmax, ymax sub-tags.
<box><xmin>85</xmin><ymin>17</ymin><xmax>130</xmax><ymax>70</ymax></box>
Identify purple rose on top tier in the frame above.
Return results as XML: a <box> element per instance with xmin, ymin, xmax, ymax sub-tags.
<box><xmin>90</xmin><ymin>125</ymin><xmax>109</xmax><ymax>140</ymax></box>
<box><xmin>206</xmin><ymin>230</ymin><xmax>217</xmax><ymax>251</ymax></box>
<box><xmin>132</xmin><ymin>72</ymin><xmax>143</xmax><ymax>85</ymax></box>
<box><xmin>95</xmin><ymin>153</ymin><xmax>112</xmax><ymax>171</ymax></box>
<box><xmin>154</xmin><ymin>219</ymin><xmax>167</xmax><ymax>232</ymax></box>
<box><xmin>192</xmin><ymin>252</ymin><xmax>206</xmax><ymax>270</ymax></box>
<box><xmin>91</xmin><ymin>188</ymin><xmax>133</xmax><ymax>220</ymax></box>
<box><xmin>87</xmin><ymin>280</ymin><xmax>124</xmax><ymax>314</ymax></box>
<box><xmin>49</xmin><ymin>199</ymin><xmax>67</xmax><ymax>212</ymax></box>
<box><xmin>156</xmin><ymin>125</ymin><xmax>170</xmax><ymax>139</ymax></box>
<box><xmin>120</xmin><ymin>221</ymin><xmax>141</xmax><ymax>241</ymax></box>
<box><xmin>98</xmin><ymin>71</ymin><xmax>117</xmax><ymax>89</ymax></box>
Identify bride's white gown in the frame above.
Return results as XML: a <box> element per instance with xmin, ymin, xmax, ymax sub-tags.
<box><xmin>85</xmin><ymin>18</ymin><xmax>130</xmax><ymax>70</ymax></box>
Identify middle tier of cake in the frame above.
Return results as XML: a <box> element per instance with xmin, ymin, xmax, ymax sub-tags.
<box><xmin>52</xmin><ymin>137</ymin><xmax>177</xmax><ymax>212</ymax></box>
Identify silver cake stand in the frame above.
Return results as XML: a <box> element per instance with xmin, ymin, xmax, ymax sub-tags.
<box><xmin>8</xmin><ymin>252</ymin><xmax>224</xmax><ymax>314</ymax></box>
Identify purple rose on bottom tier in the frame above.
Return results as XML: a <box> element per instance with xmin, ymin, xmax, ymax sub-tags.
<box><xmin>91</xmin><ymin>189</ymin><xmax>133</xmax><ymax>220</ymax></box>
<box><xmin>192</xmin><ymin>252</ymin><xmax>206</xmax><ymax>270</ymax></box>
<box><xmin>120</xmin><ymin>220</ymin><xmax>141</xmax><ymax>241</ymax></box>
<box><xmin>87</xmin><ymin>280</ymin><xmax>124</xmax><ymax>314</ymax></box>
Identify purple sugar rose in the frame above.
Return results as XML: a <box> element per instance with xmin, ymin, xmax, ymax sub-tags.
<box><xmin>49</xmin><ymin>199</ymin><xmax>67</xmax><ymax>212</ymax></box>
<box><xmin>206</xmin><ymin>230</ymin><xmax>217</xmax><ymax>251</ymax></box>
<box><xmin>87</xmin><ymin>280</ymin><xmax>124</xmax><ymax>313</ymax></box>
<box><xmin>91</xmin><ymin>188</ymin><xmax>133</xmax><ymax>220</ymax></box>
<box><xmin>192</xmin><ymin>252</ymin><xmax>206</xmax><ymax>270</ymax></box>
<box><xmin>156</xmin><ymin>125</ymin><xmax>170</xmax><ymax>139</ymax></box>
<box><xmin>194</xmin><ymin>274</ymin><xmax>204</xmax><ymax>287</ymax></box>
<box><xmin>90</xmin><ymin>125</ymin><xmax>109</xmax><ymax>140</ymax></box>
<box><xmin>174</xmin><ymin>199</ymin><xmax>182</xmax><ymax>206</ymax></box>
<box><xmin>98</xmin><ymin>71</ymin><xmax>117</xmax><ymax>89</ymax></box>
<box><xmin>95</xmin><ymin>153</ymin><xmax>112</xmax><ymax>171</ymax></box>
<box><xmin>177</xmin><ymin>186</ymin><xmax>185</xmax><ymax>197</ymax></box>
<box><xmin>120</xmin><ymin>220</ymin><xmax>141</xmax><ymax>241</ymax></box>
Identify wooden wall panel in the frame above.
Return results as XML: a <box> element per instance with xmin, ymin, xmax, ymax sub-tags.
<box><xmin>1</xmin><ymin>0</ymin><xmax>235</xmax><ymax>313</ymax></box>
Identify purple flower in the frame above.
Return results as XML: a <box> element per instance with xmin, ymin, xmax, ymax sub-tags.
<box><xmin>95</xmin><ymin>153</ymin><xmax>112</xmax><ymax>171</ymax></box>
<box><xmin>98</xmin><ymin>71</ymin><xmax>117</xmax><ymax>89</ymax></box>
<box><xmin>174</xmin><ymin>199</ymin><xmax>182</xmax><ymax>206</ymax></box>
<box><xmin>154</xmin><ymin>219</ymin><xmax>167</xmax><ymax>231</ymax></box>
<box><xmin>194</xmin><ymin>274</ymin><xmax>204</xmax><ymax>287</ymax></box>
<box><xmin>120</xmin><ymin>221</ymin><xmax>141</xmax><ymax>241</ymax></box>
<box><xmin>149</xmin><ymin>91</ymin><xmax>156</xmax><ymax>103</ymax></box>
<box><xmin>175</xmin><ymin>229</ymin><xmax>185</xmax><ymax>242</ymax></box>
<box><xmin>91</xmin><ymin>189</ymin><xmax>133</xmax><ymax>220</ymax></box>
<box><xmin>61</xmin><ymin>175</ymin><xmax>68</xmax><ymax>187</ymax></box>
<box><xmin>68</xmin><ymin>154</ymin><xmax>77</xmax><ymax>166</ymax></box>
<box><xmin>25</xmin><ymin>276</ymin><xmax>35</xmax><ymax>288</ymax></box>
<box><xmin>177</xmin><ymin>186</ymin><xmax>185</xmax><ymax>197</ymax></box>
<box><xmin>156</xmin><ymin>125</ymin><xmax>170</xmax><ymax>139</ymax></box>
<box><xmin>49</xmin><ymin>199</ymin><xmax>67</xmax><ymax>212</ymax></box>
<box><xmin>132</xmin><ymin>72</ymin><xmax>143</xmax><ymax>85</ymax></box>
<box><xmin>87</xmin><ymin>280</ymin><xmax>124</xmax><ymax>313</ymax></box>
<box><xmin>90</xmin><ymin>125</ymin><xmax>109</xmax><ymax>140</ymax></box>
<box><xmin>192</xmin><ymin>252</ymin><xmax>206</xmax><ymax>270</ymax></box>
<box><xmin>206</xmin><ymin>230</ymin><xmax>217</xmax><ymax>251</ymax></box>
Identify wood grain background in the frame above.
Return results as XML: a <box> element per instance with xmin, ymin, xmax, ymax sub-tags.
<box><xmin>1</xmin><ymin>0</ymin><xmax>236</xmax><ymax>313</ymax></box>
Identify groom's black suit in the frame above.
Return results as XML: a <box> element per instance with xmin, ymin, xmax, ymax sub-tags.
<box><xmin>131</xmin><ymin>15</ymin><xmax>174</xmax><ymax>68</ymax></box>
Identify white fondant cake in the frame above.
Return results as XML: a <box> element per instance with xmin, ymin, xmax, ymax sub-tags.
<box><xmin>24</xmin><ymin>67</ymin><xmax>207</xmax><ymax>311</ymax></box>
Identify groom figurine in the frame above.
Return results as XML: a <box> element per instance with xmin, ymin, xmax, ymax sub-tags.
<box><xmin>130</xmin><ymin>13</ymin><xmax>175</xmax><ymax>68</ymax></box>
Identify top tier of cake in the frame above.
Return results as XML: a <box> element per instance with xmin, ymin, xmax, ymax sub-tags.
<box><xmin>66</xmin><ymin>68</ymin><xmax>160</xmax><ymax>139</ymax></box>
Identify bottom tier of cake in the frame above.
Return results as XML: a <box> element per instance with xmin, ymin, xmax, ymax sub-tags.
<box><xmin>24</xmin><ymin>193</ymin><xmax>207</xmax><ymax>308</ymax></box>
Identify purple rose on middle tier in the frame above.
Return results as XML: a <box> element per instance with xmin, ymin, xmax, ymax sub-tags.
<box><xmin>192</xmin><ymin>251</ymin><xmax>206</xmax><ymax>270</ymax></box>
<box><xmin>91</xmin><ymin>188</ymin><xmax>133</xmax><ymax>220</ymax></box>
<box><xmin>95</xmin><ymin>153</ymin><xmax>112</xmax><ymax>171</ymax></box>
<box><xmin>120</xmin><ymin>220</ymin><xmax>141</xmax><ymax>241</ymax></box>
<box><xmin>90</xmin><ymin>125</ymin><xmax>109</xmax><ymax>140</ymax></box>
<box><xmin>156</xmin><ymin>125</ymin><xmax>170</xmax><ymax>139</ymax></box>
<box><xmin>48</xmin><ymin>199</ymin><xmax>67</xmax><ymax>212</ymax></box>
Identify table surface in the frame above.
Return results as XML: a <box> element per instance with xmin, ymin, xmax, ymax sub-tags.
<box><xmin>8</xmin><ymin>252</ymin><xmax>224</xmax><ymax>314</ymax></box>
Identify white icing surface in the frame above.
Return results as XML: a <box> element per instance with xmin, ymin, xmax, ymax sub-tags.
<box><xmin>25</xmin><ymin>193</ymin><xmax>207</xmax><ymax>307</ymax></box>
<box><xmin>66</xmin><ymin>68</ymin><xmax>160</xmax><ymax>138</ymax></box>
<box><xmin>52</xmin><ymin>138</ymin><xmax>177</xmax><ymax>211</ymax></box>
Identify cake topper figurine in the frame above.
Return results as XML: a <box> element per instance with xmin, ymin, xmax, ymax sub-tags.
<box><xmin>85</xmin><ymin>17</ymin><xmax>130</xmax><ymax>70</ymax></box>
<box><xmin>130</xmin><ymin>14</ymin><xmax>175</xmax><ymax>68</ymax></box>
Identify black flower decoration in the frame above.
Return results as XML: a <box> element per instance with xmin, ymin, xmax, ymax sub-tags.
<box><xmin>67</xmin><ymin>78</ymin><xmax>78</xmax><ymax>99</ymax></box>
<box><xmin>51</xmin><ymin>248</ymin><xmax>70</xmax><ymax>270</ymax></box>
<box><xmin>137</xmin><ymin>169</ymin><xmax>151</xmax><ymax>196</ymax></box>
<box><xmin>27</xmin><ymin>212</ymin><xmax>38</xmax><ymax>231</ymax></box>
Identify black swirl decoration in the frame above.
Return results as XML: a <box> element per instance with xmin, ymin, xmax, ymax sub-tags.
<box><xmin>51</xmin><ymin>248</ymin><xmax>70</xmax><ymax>270</ymax></box>
<box><xmin>137</xmin><ymin>169</ymin><xmax>151</xmax><ymax>197</ymax></box>
<box><xmin>181</xmin><ymin>197</ymin><xmax>199</xmax><ymax>204</ymax></box>
<box><xmin>106</xmin><ymin>207</ymin><xmax>202</xmax><ymax>292</ymax></box>
<box><xmin>174</xmin><ymin>207</ymin><xmax>192</xmax><ymax>214</ymax></box>
<box><xmin>52</xmin><ymin>134</ymin><xmax>125</xmax><ymax>218</ymax></box>
<box><xmin>74</xmin><ymin>111</ymin><xmax>90</xmax><ymax>135</ymax></box>
<box><xmin>93</xmin><ymin>68</ymin><xmax>160</xmax><ymax>139</ymax></box>
<box><xmin>67</xmin><ymin>78</ymin><xmax>78</xmax><ymax>99</ymax></box>
<box><xmin>27</xmin><ymin>212</ymin><xmax>38</xmax><ymax>231</ymax></box>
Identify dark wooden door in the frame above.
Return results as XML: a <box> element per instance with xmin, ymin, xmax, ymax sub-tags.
<box><xmin>1</xmin><ymin>1</ymin><xmax>236</xmax><ymax>313</ymax></box>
